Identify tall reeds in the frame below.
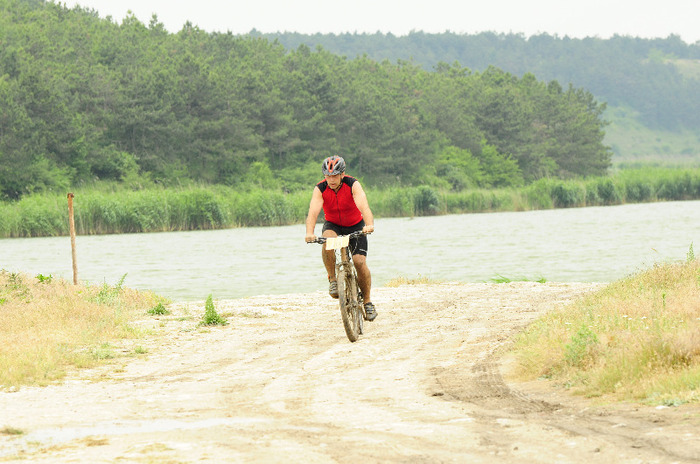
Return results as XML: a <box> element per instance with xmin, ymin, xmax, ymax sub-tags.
<box><xmin>1</xmin><ymin>167</ymin><xmax>699</xmax><ymax>238</ymax></box>
<box><xmin>0</xmin><ymin>186</ymin><xmax>310</xmax><ymax>237</ymax></box>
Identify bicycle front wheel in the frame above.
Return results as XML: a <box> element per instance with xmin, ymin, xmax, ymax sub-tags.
<box><xmin>337</xmin><ymin>268</ymin><xmax>361</xmax><ymax>342</ymax></box>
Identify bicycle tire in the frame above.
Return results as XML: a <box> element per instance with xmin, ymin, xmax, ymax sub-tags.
<box><xmin>356</xmin><ymin>278</ymin><xmax>364</xmax><ymax>335</ymax></box>
<box><xmin>337</xmin><ymin>267</ymin><xmax>361</xmax><ymax>342</ymax></box>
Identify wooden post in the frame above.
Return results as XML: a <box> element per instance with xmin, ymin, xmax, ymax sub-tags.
<box><xmin>67</xmin><ymin>193</ymin><xmax>78</xmax><ymax>285</ymax></box>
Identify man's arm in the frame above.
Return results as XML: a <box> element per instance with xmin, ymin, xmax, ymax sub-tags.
<box><xmin>305</xmin><ymin>186</ymin><xmax>324</xmax><ymax>242</ymax></box>
<box><xmin>352</xmin><ymin>181</ymin><xmax>374</xmax><ymax>234</ymax></box>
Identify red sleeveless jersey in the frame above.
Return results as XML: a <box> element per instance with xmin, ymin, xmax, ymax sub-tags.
<box><xmin>317</xmin><ymin>176</ymin><xmax>363</xmax><ymax>227</ymax></box>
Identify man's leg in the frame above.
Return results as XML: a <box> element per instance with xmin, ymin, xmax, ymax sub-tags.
<box><xmin>353</xmin><ymin>253</ymin><xmax>377</xmax><ymax>321</ymax></box>
<box><xmin>322</xmin><ymin>230</ymin><xmax>338</xmax><ymax>298</ymax></box>
<box><xmin>322</xmin><ymin>229</ymin><xmax>337</xmax><ymax>280</ymax></box>
<box><xmin>352</xmin><ymin>254</ymin><xmax>371</xmax><ymax>303</ymax></box>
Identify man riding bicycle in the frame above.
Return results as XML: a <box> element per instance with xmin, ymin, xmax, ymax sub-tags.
<box><xmin>305</xmin><ymin>156</ymin><xmax>377</xmax><ymax>321</ymax></box>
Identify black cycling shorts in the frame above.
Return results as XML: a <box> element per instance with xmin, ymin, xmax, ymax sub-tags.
<box><xmin>322</xmin><ymin>219</ymin><xmax>368</xmax><ymax>256</ymax></box>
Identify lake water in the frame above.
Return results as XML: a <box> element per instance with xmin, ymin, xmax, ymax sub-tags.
<box><xmin>1</xmin><ymin>200</ymin><xmax>698</xmax><ymax>301</ymax></box>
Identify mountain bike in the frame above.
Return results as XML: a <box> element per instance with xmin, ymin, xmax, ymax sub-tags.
<box><xmin>310</xmin><ymin>231</ymin><xmax>366</xmax><ymax>342</ymax></box>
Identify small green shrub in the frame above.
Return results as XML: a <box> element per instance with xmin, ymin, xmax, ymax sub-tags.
<box><xmin>688</xmin><ymin>242</ymin><xmax>695</xmax><ymax>262</ymax></box>
<box><xmin>200</xmin><ymin>294</ymin><xmax>228</xmax><ymax>326</ymax></box>
<box><xmin>35</xmin><ymin>273</ymin><xmax>53</xmax><ymax>284</ymax></box>
<box><xmin>147</xmin><ymin>302</ymin><xmax>170</xmax><ymax>315</ymax></box>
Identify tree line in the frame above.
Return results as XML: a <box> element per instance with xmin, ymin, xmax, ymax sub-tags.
<box><xmin>0</xmin><ymin>0</ymin><xmax>611</xmax><ymax>200</ymax></box>
<box><xmin>260</xmin><ymin>31</ymin><xmax>700</xmax><ymax>132</ymax></box>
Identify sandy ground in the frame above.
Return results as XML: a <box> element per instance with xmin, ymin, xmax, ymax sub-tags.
<box><xmin>1</xmin><ymin>282</ymin><xmax>699</xmax><ymax>463</ymax></box>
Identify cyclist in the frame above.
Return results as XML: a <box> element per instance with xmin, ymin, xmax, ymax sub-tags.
<box><xmin>305</xmin><ymin>156</ymin><xmax>377</xmax><ymax>321</ymax></box>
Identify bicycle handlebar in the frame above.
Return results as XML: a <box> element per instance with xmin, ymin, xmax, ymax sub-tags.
<box><xmin>308</xmin><ymin>230</ymin><xmax>366</xmax><ymax>244</ymax></box>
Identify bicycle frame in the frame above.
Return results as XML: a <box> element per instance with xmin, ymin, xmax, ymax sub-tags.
<box><xmin>311</xmin><ymin>232</ymin><xmax>366</xmax><ymax>342</ymax></box>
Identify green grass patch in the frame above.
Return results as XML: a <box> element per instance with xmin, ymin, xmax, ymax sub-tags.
<box><xmin>489</xmin><ymin>275</ymin><xmax>547</xmax><ymax>284</ymax></box>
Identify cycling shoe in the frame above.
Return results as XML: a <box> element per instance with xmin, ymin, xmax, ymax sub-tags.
<box><xmin>329</xmin><ymin>280</ymin><xmax>339</xmax><ymax>299</ymax></box>
<box><xmin>364</xmin><ymin>302</ymin><xmax>377</xmax><ymax>321</ymax></box>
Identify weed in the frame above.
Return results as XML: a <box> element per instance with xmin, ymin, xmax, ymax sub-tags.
<box><xmin>1</xmin><ymin>426</ymin><xmax>24</xmax><ymax>436</ymax></box>
<box><xmin>200</xmin><ymin>294</ymin><xmax>228</xmax><ymax>326</ymax></box>
<box><xmin>147</xmin><ymin>302</ymin><xmax>170</xmax><ymax>316</ymax></box>
<box><xmin>647</xmin><ymin>392</ymin><xmax>689</xmax><ymax>407</ymax></box>
<box><xmin>93</xmin><ymin>274</ymin><xmax>128</xmax><ymax>305</ymax></box>
<box><xmin>4</xmin><ymin>271</ymin><xmax>30</xmax><ymax>301</ymax></box>
<box><xmin>92</xmin><ymin>343</ymin><xmax>115</xmax><ymax>360</ymax></box>
<box><xmin>35</xmin><ymin>273</ymin><xmax>53</xmax><ymax>283</ymax></box>
<box><xmin>134</xmin><ymin>346</ymin><xmax>147</xmax><ymax>355</ymax></box>
<box><xmin>565</xmin><ymin>324</ymin><xmax>599</xmax><ymax>367</ymax></box>
<box><xmin>9</xmin><ymin>272</ymin><xmax>21</xmax><ymax>286</ymax></box>
<box><xmin>489</xmin><ymin>275</ymin><xmax>547</xmax><ymax>283</ymax></box>
<box><xmin>688</xmin><ymin>242</ymin><xmax>695</xmax><ymax>262</ymax></box>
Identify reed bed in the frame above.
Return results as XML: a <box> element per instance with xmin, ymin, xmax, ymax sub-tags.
<box><xmin>1</xmin><ymin>167</ymin><xmax>700</xmax><ymax>238</ymax></box>
<box><xmin>0</xmin><ymin>187</ymin><xmax>310</xmax><ymax>237</ymax></box>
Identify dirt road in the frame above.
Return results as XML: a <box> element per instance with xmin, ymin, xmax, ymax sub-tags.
<box><xmin>1</xmin><ymin>282</ymin><xmax>699</xmax><ymax>463</ymax></box>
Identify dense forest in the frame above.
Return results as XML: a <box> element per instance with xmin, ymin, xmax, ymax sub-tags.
<box><xmin>258</xmin><ymin>31</ymin><xmax>700</xmax><ymax>131</ymax></box>
<box><xmin>0</xmin><ymin>0</ymin><xmax>612</xmax><ymax>200</ymax></box>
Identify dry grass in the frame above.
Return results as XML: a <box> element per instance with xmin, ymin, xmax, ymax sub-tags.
<box><xmin>510</xmin><ymin>257</ymin><xmax>700</xmax><ymax>406</ymax></box>
<box><xmin>0</xmin><ymin>270</ymin><xmax>164</xmax><ymax>389</ymax></box>
<box><xmin>384</xmin><ymin>275</ymin><xmax>439</xmax><ymax>287</ymax></box>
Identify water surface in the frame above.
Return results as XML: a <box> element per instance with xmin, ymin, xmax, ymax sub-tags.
<box><xmin>1</xmin><ymin>201</ymin><xmax>697</xmax><ymax>300</ymax></box>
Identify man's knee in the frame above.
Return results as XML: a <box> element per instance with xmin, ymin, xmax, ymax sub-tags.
<box><xmin>353</xmin><ymin>254</ymin><xmax>367</xmax><ymax>267</ymax></box>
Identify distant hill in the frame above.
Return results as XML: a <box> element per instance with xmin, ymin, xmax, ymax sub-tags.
<box><xmin>255</xmin><ymin>31</ymin><xmax>700</xmax><ymax>159</ymax></box>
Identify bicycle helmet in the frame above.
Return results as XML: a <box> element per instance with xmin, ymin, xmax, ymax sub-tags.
<box><xmin>322</xmin><ymin>156</ymin><xmax>346</xmax><ymax>176</ymax></box>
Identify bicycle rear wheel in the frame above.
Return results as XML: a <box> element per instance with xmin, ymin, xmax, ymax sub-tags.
<box><xmin>337</xmin><ymin>267</ymin><xmax>361</xmax><ymax>342</ymax></box>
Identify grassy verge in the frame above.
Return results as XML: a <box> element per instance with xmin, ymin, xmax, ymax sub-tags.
<box><xmin>1</xmin><ymin>167</ymin><xmax>700</xmax><ymax>238</ymax></box>
<box><xmin>0</xmin><ymin>270</ymin><xmax>166</xmax><ymax>389</ymax></box>
<box><xmin>508</xmin><ymin>252</ymin><xmax>700</xmax><ymax>406</ymax></box>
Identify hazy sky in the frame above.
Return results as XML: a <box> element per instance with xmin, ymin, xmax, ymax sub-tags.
<box><xmin>62</xmin><ymin>0</ymin><xmax>700</xmax><ymax>44</ymax></box>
